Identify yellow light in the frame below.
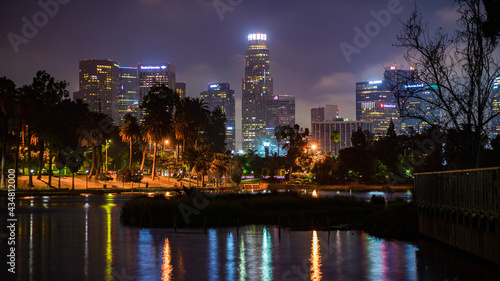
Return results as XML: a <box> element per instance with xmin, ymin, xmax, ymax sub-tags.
<box><xmin>312</xmin><ymin>190</ymin><xmax>318</xmax><ymax>198</ymax></box>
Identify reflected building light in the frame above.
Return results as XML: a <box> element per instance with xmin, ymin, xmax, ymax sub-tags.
<box><xmin>226</xmin><ymin>233</ymin><xmax>235</xmax><ymax>281</ymax></box>
<box><xmin>335</xmin><ymin>230</ymin><xmax>343</xmax><ymax>277</ymax></box>
<box><xmin>310</xmin><ymin>230</ymin><xmax>322</xmax><ymax>281</ymax></box>
<box><xmin>162</xmin><ymin>238</ymin><xmax>173</xmax><ymax>281</ymax></box>
<box><xmin>239</xmin><ymin>237</ymin><xmax>247</xmax><ymax>281</ymax></box>
<box><xmin>261</xmin><ymin>227</ymin><xmax>273</xmax><ymax>281</ymax></box>
<box><xmin>29</xmin><ymin>213</ymin><xmax>33</xmax><ymax>281</ymax></box>
<box><xmin>364</xmin><ymin>234</ymin><xmax>387</xmax><ymax>280</ymax></box>
<box><xmin>138</xmin><ymin>229</ymin><xmax>153</xmax><ymax>279</ymax></box>
<box><xmin>103</xmin><ymin>203</ymin><xmax>115</xmax><ymax>281</ymax></box>
<box><xmin>208</xmin><ymin>229</ymin><xmax>219</xmax><ymax>280</ymax></box>
<box><xmin>405</xmin><ymin>244</ymin><xmax>418</xmax><ymax>281</ymax></box>
<box><xmin>85</xmin><ymin>204</ymin><xmax>89</xmax><ymax>281</ymax></box>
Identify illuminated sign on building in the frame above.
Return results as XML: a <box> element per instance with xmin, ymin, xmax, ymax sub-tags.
<box><xmin>210</xmin><ymin>84</ymin><xmax>219</xmax><ymax>88</ymax></box>
<box><xmin>381</xmin><ymin>104</ymin><xmax>396</xmax><ymax>108</ymax></box>
<box><xmin>248</xmin><ymin>33</ymin><xmax>267</xmax><ymax>41</ymax></box>
<box><xmin>140</xmin><ymin>65</ymin><xmax>167</xmax><ymax>70</ymax></box>
<box><xmin>273</xmin><ymin>95</ymin><xmax>279</xmax><ymax>100</ymax></box>
<box><xmin>369</xmin><ymin>80</ymin><xmax>382</xmax><ymax>84</ymax></box>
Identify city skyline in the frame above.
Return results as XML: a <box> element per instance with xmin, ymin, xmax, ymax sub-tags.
<box><xmin>1</xmin><ymin>0</ymin><xmax>462</xmax><ymax>131</ymax></box>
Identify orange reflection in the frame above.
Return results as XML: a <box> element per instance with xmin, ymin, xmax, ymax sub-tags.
<box><xmin>162</xmin><ymin>238</ymin><xmax>173</xmax><ymax>280</ymax></box>
<box><xmin>310</xmin><ymin>230</ymin><xmax>322</xmax><ymax>280</ymax></box>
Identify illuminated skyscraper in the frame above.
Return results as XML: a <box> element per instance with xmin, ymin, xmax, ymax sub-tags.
<box><xmin>492</xmin><ymin>77</ymin><xmax>500</xmax><ymax>140</ymax></box>
<box><xmin>138</xmin><ymin>63</ymin><xmax>176</xmax><ymax>115</ymax></box>
<box><xmin>79</xmin><ymin>59</ymin><xmax>120</xmax><ymax>124</ymax></box>
<box><xmin>175</xmin><ymin>82</ymin><xmax>186</xmax><ymax>99</ymax></box>
<box><xmin>118</xmin><ymin>66</ymin><xmax>139</xmax><ymax>125</ymax></box>
<box><xmin>312</xmin><ymin>120</ymin><xmax>372</xmax><ymax>154</ymax></box>
<box><xmin>200</xmin><ymin>83</ymin><xmax>236</xmax><ymax>152</ymax></box>
<box><xmin>264</xmin><ymin>95</ymin><xmax>295</xmax><ymax>155</ymax></box>
<box><xmin>311</xmin><ymin>105</ymin><xmax>339</xmax><ymax>132</ymax></box>
<box><xmin>242</xmin><ymin>32</ymin><xmax>273</xmax><ymax>155</ymax></box>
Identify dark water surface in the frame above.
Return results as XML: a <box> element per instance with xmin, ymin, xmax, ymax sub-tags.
<box><xmin>0</xmin><ymin>195</ymin><xmax>498</xmax><ymax>280</ymax></box>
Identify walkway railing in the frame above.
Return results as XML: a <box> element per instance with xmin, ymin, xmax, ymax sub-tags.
<box><xmin>415</xmin><ymin>167</ymin><xmax>500</xmax><ymax>215</ymax></box>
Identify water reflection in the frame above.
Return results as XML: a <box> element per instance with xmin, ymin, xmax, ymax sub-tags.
<box><xmin>8</xmin><ymin>195</ymin><xmax>498</xmax><ymax>281</ymax></box>
<box><xmin>162</xmin><ymin>238</ymin><xmax>172</xmax><ymax>281</ymax></box>
<box><xmin>310</xmin><ymin>230</ymin><xmax>322</xmax><ymax>280</ymax></box>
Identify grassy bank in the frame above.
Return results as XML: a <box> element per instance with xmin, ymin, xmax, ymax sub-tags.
<box><xmin>120</xmin><ymin>192</ymin><xmax>418</xmax><ymax>241</ymax></box>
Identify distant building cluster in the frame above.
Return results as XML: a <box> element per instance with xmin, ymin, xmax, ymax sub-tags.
<box><xmin>74</xmin><ymin>34</ymin><xmax>499</xmax><ymax>156</ymax></box>
<box><xmin>74</xmin><ymin>33</ymin><xmax>295</xmax><ymax>154</ymax></box>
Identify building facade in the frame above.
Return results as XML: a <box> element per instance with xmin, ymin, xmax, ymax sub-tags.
<box><xmin>118</xmin><ymin>66</ymin><xmax>139</xmax><ymax>125</ymax></box>
<box><xmin>492</xmin><ymin>77</ymin><xmax>500</xmax><ymax>140</ymax></box>
<box><xmin>175</xmin><ymin>82</ymin><xmax>186</xmax><ymax>99</ymax></box>
<box><xmin>312</xmin><ymin>120</ymin><xmax>373</xmax><ymax>155</ymax></box>
<box><xmin>200</xmin><ymin>83</ymin><xmax>236</xmax><ymax>152</ymax></box>
<box><xmin>79</xmin><ymin>59</ymin><xmax>120</xmax><ymax>124</ymax></box>
<box><xmin>242</xmin><ymin>33</ymin><xmax>273</xmax><ymax>155</ymax></box>
<box><xmin>138</xmin><ymin>63</ymin><xmax>176</xmax><ymax>117</ymax></box>
<box><xmin>264</xmin><ymin>94</ymin><xmax>295</xmax><ymax>155</ymax></box>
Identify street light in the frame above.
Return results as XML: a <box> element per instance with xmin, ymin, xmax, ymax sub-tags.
<box><xmin>105</xmin><ymin>139</ymin><xmax>111</xmax><ymax>172</ymax></box>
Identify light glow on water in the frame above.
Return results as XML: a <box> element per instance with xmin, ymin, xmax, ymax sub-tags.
<box><xmin>310</xmin><ymin>231</ymin><xmax>322</xmax><ymax>280</ymax></box>
<box><xmin>161</xmin><ymin>238</ymin><xmax>172</xmax><ymax>281</ymax></box>
<box><xmin>261</xmin><ymin>227</ymin><xmax>273</xmax><ymax>281</ymax></box>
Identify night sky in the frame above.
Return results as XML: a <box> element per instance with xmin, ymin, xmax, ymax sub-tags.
<box><xmin>1</xmin><ymin>0</ymin><xmax>460</xmax><ymax>148</ymax></box>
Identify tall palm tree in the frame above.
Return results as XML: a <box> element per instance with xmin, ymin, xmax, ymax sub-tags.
<box><xmin>331</xmin><ymin>131</ymin><xmax>340</xmax><ymax>156</ymax></box>
<box><xmin>141</xmin><ymin>85</ymin><xmax>177</xmax><ymax>180</ymax></box>
<box><xmin>274</xmin><ymin>125</ymin><xmax>287</xmax><ymax>157</ymax></box>
<box><xmin>119</xmin><ymin>114</ymin><xmax>142</xmax><ymax>170</ymax></box>
<box><xmin>17</xmin><ymin>85</ymin><xmax>37</xmax><ymax>187</ymax></box>
<box><xmin>174</xmin><ymin>97</ymin><xmax>210</xmax><ymax>155</ymax></box>
<box><xmin>77</xmin><ymin>112</ymin><xmax>112</xmax><ymax>180</ymax></box>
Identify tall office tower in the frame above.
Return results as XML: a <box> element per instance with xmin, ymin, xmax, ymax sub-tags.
<box><xmin>242</xmin><ymin>32</ymin><xmax>273</xmax><ymax>155</ymax></box>
<box><xmin>117</xmin><ymin>67</ymin><xmax>139</xmax><ymax>125</ymax></box>
<box><xmin>138</xmin><ymin>63</ymin><xmax>176</xmax><ymax>116</ymax></box>
<box><xmin>311</xmin><ymin>105</ymin><xmax>339</xmax><ymax>123</ymax></box>
<box><xmin>265</xmin><ymin>95</ymin><xmax>295</xmax><ymax>155</ymax></box>
<box><xmin>200</xmin><ymin>83</ymin><xmax>236</xmax><ymax>152</ymax></box>
<box><xmin>356</xmin><ymin>65</ymin><xmax>416</xmax><ymax>137</ymax></box>
<box><xmin>176</xmin><ymin>82</ymin><xmax>186</xmax><ymax>99</ymax></box>
<box><xmin>312</xmin><ymin>120</ymin><xmax>372</xmax><ymax>154</ymax></box>
<box><xmin>79</xmin><ymin>59</ymin><xmax>120</xmax><ymax>124</ymax></box>
<box><xmin>492</xmin><ymin>77</ymin><xmax>500</xmax><ymax>140</ymax></box>
<box><xmin>399</xmin><ymin>84</ymin><xmax>440</xmax><ymax>132</ymax></box>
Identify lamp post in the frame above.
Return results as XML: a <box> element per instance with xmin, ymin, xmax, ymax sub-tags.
<box><xmin>105</xmin><ymin>140</ymin><xmax>111</xmax><ymax>172</ymax></box>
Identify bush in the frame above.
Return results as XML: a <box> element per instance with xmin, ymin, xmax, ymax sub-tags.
<box><xmin>98</xmin><ymin>172</ymin><xmax>113</xmax><ymax>181</ymax></box>
<box><xmin>370</xmin><ymin>195</ymin><xmax>386</xmax><ymax>205</ymax></box>
<box><xmin>116</xmin><ymin>168</ymin><xmax>143</xmax><ymax>183</ymax></box>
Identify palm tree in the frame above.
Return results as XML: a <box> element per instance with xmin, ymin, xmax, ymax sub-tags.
<box><xmin>331</xmin><ymin>131</ymin><xmax>340</xmax><ymax>156</ymax></box>
<box><xmin>274</xmin><ymin>125</ymin><xmax>287</xmax><ymax>156</ymax></box>
<box><xmin>77</xmin><ymin>112</ymin><xmax>111</xmax><ymax>180</ymax></box>
<box><xmin>141</xmin><ymin>85</ymin><xmax>177</xmax><ymax>180</ymax></box>
<box><xmin>17</xmin><ymin>85</ymin><xmax>37</xmax><ymax>187</ymax></box>
<box><xmin>119</xmin><ymin>114</ymin><xmax>142</xmax><ymax>170</ymax></box>
<box><xmin>210</xmin><ymin>153</ymin><xmax>229</xmax><ymax>187</ymax></box>
<box><xmin>173</xmin><ymin>97</ymin><xmax>210</xmax><ymax>155</ymax></box>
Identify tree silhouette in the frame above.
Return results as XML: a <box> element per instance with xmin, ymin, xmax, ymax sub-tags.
<box><xmin>391</xmin><ymin>0</ymin><xmax>500</xmax><ymax>168</ymax></box>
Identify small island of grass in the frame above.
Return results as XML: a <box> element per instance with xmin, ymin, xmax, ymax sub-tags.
<box><xmin>120</xmin><ymin>191</ymin><xmax>418</xmax><ymax>241</ymax></box>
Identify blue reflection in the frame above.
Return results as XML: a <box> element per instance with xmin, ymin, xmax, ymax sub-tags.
<box><xmin>405</xmin><ymin>244</ymin><xmax>418</xmax><ymax>281</ymax></box>
<box><xmin>138</xmin><ymin>229</ymin><xmax>153</xmax><ymax>279</ymax></box>
<box><xmin>261</xmin><ymin>227</ymin><xmax>273</xmax><ymax>281</ymax></box>
<box><xmin>226</xmin><ymin>232</ymin><xmax>235</xmax><ymax>280</ymax></box>
<box><xmin>208</xmin><ymin>229</ymin><xmax>219</xmax><ymax>281</ymax></box>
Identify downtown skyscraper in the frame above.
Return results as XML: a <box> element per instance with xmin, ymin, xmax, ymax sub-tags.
<box><xmin>242</xmin><ymin>33</ymin><xmax>273</xmax><ymax>154</ymax></box>
<box><xmin>78</xmin><ymin>59</ymin><xmax>120</xmax><ymax>124</ymax></box>
<box><xmin>200</xmin><ymin>83</ymin><xmax>236</xmax><ymax>152</ymax></box>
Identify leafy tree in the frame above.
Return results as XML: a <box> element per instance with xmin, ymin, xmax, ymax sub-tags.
<box><xmin>274</xmin><ymin>125</ymin><xmax>287</xmax><ymax>156</ymax></box>
<box><xmin>0</xmin><ymin>77</ymin><xmax>17</xmax><ymax>189</ymax></box>
<box><xmin>281</xmin><ymin>124</ymin><xmax>309</xmax><ymax>181</ymax></box>
<box><xmin>202</xmin><ymin>106</ymin><xmax>226</xmax><ymax>153</ymax></box>
<box><xmin>391</xmin><ymin>0</ymin><xmax>500</xmax><ymax>168</ymax></box>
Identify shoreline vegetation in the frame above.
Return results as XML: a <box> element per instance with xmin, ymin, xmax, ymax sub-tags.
<box><xmin>120</xmin><ymin>191</ymin><xmax>418</xmax><ymax>241</ymax></box>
